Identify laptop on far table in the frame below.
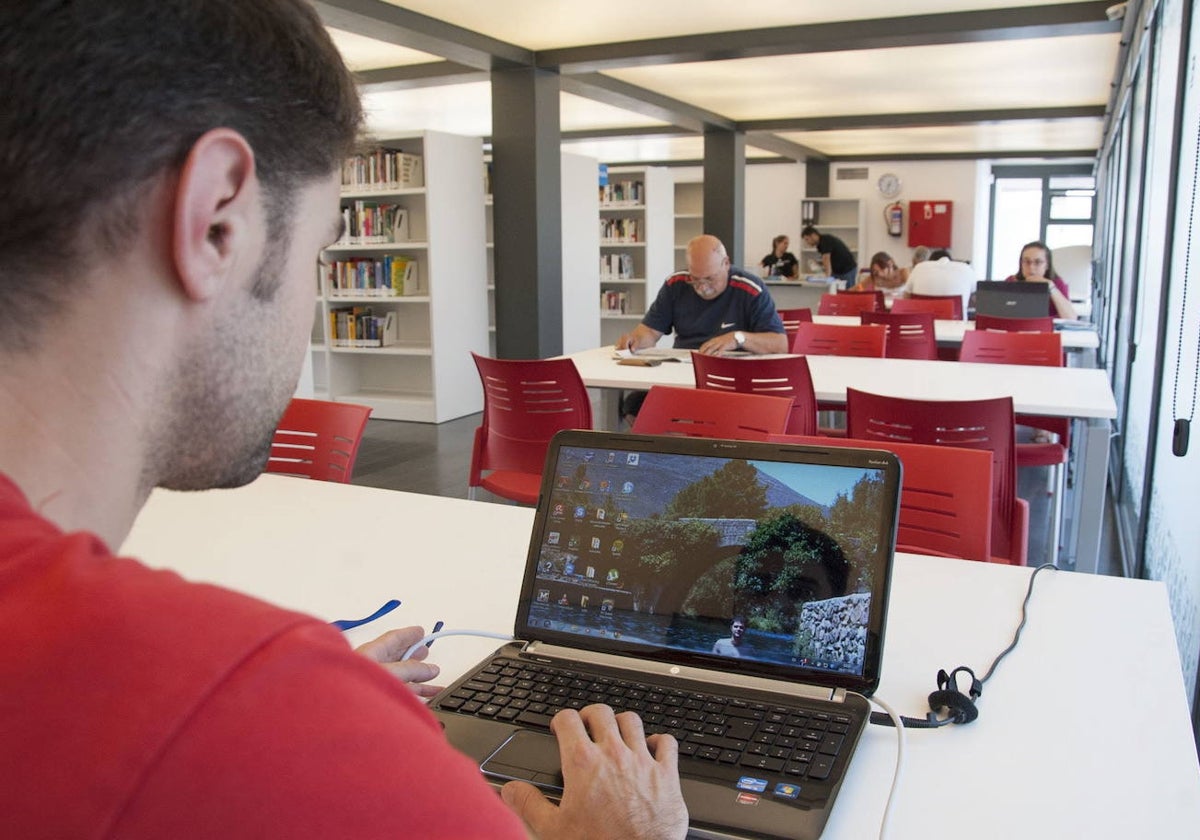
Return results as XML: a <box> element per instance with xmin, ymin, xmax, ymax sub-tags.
<box><xmin>431</xmin><ymin>430</ymin><xmax>902</xmax><ymax>840</ymax></box>
<box><xmin>973</xmin><ymin>279</ymin><xmax>1050</xmax><ymax>318</ymax></box>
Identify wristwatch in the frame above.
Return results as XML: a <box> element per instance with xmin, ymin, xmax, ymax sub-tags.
<box><xmin>733</xmin><ymin>331</ymin><xmax>746</xmax><ymax>349</ymax></box>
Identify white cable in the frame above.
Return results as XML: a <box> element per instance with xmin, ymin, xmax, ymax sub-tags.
<box><xmin>867</xmin><ymin>692</ymin><xmax>907</xmax><ymax>840</ymax></box>
<box><xmin>401</xmin><ymin>629</ymin><xmax>515</xmax><ymax>661</ymax></box>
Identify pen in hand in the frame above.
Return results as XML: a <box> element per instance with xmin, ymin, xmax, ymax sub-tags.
<box><xmin>426</xmin><ymin>620</ymin><xmax>445</xmax><ymax>648</ymax></box>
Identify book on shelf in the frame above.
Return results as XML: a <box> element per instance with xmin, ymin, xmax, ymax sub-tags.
<box><xmin>329</xmin><ymin>306</ymin><xmax>398</xmax><ymax>348</ymax></box>
<box><xmin>599</xmin><ymin>180</ymin><xmax>644</xmax><ymax>206</ymax></box>
<box><xmin>338</xmin><ymin>202</ymin><xmax>411</xmax><ymax>245</ymax></box>
<box><xmin>341</xmin><ymin>147</ymin><xmax>424</xmax><ymax>190</ymax></box>
<box><xmin>599</xmin><ymin>217</ymin><xmax>641</xmax><ymax>243</ymax></box>
<box><xmin>327</xmin><ymin>256</ymin><xmax>421</xmax><ymax>297</ymax></box>
<box><xmin>599</xmin><ymin>252</ymin><xmax>635</xmax><ymax>280</ymax></box>
<box><xmin>601</xmin><ymin>290</ymin><xmax>629</xmax><ymax>314</ymax></box>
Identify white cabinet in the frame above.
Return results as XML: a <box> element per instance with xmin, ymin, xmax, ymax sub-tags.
<box><xmin>313</xmin><ymin>130</ymin><xmax>488</xmax><ymax>422</ymax></box>
<box><xmin>598</xmin><ymin>166</ymin><xmax>673</xmax><ymax>346</ymax></box>
<box><xmin>799</xmin><ymin>198</ymin><xmax>865</xmax><ymax>274</ymax></box>
<box><xmin>673</xmin><ymin>177</ymin><xmax>703</xmax><ymax>266</ymax></box>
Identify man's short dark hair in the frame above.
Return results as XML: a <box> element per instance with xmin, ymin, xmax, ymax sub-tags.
<box><xmin>929</xmin><ymin>249</ymin><xmax>953</xmax><ymax>261</ymax></box>
<box><xmin>0</xmin><ymin>0</ymin><xmax>362</xmax><ymax>349</ymax></box>
<box><xmin>801</xmin><ymin>226</ymin><xmax>819</xmax><ymax>238</ymax></box>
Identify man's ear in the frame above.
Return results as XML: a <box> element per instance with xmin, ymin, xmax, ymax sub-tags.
<box><xmin>171</xmin><ymin>129</ymin><xmax>259</xmax><ymax>302</ymax></box>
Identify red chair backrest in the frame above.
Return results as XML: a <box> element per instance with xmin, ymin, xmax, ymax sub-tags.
<box><xmin>845</xmin><ymin>388</ymin><xmax>1022</xmax><ymax>563</ymax></box>
<box><xmin>818</xmin><ymin>293</ymin><xmax>877</xmax><ymax>316</ymax></box>
<box><xmin>906</xmin><ymin>293</ymin><xmax>964</xmax><ymax>319</ymax></box>
<box><xmin>959</xmin><ymin>330</ymin><xmax>1069</xmax><ymax>444</ymax></box>
<box><xmin>837</xmin><ymin>288</ymin><xmax>886</xmax><ymax>311</ymax></box>
<box><xmin>792</xmin><ymin>322</ymin><xmax>887</xmax><ymax>357</ymax></box>
<box><xmin>692</xmin><ymin>353</ymin><xmax>818</xmax><ymax>436</ymax></box>
<box><xmin>471</xmin><ymin>353</ymin><xmax>593</xmax><ymax>478</ymax></box>
<box><xmin>973</xmin><ymin>314</ymin><xmax>1054</xmax><ymax>333</ymax></box>
<box><xmin>892</xmin><ymin>296</ymin><xmax>958</xmax><ymax>320</ymax></box>
<box><xmin>776</xmin><ymin>307</ymin><xmax>814</xmax><ymax>340</ymax></box>
<box><xmin>767</xmin><ymin>434</ymin><xmax>994</xmax><ymax>563</ymax></box>
<box><xmin>631</xmin><ymin>385</ymin><xmax>793</xmax><ymax>441</ymax></box>
<box><xmin>860</xmin><ymin>311</ymin><xmax>938</xmax><ymax>360</ymax></box>
<box><xmin>267</xmin><ymin>398</ymin><xmax>372</xmax><ymax>483</ymax></box>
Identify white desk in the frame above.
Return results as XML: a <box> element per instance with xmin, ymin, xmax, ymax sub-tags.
<box><xmin>812</xmin><ymin>315</ymin><xmax>1100</xmax><ymax>352</ymax></box>
<box><xmin>120</xmin><ymin>476</ymin><xmax>1200</xmax><ymax>840</ymax></box>
<box><xmin>569</xmin><ymin>347</ymin><xmax>1117</xmax><ymax>574</ymax></box>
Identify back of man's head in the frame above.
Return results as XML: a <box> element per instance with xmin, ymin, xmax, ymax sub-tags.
<box><xmin>0</xmin><ymin>0</ymin><xmax>361</xmax><ymax>350</ymax></box>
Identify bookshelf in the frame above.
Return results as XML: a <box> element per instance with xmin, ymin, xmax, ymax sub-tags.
<box><xmin>312</xmin><ymin>130</ymin><xmax>489</xmax><ymax>423</ymax></box>
<box><xmin>799</xmin><ymin>198</ymin><xmax>865</xmax><ymax>275</ymax></box>
<box><xmin>673</xmin><ymin>177</ymin><xmax>703</xmax><ymax>266</ymax></box>
<box><xmin>599</xmin><ymin>166</ymin><xmax>673</xmax><ymax>346</ymax></box>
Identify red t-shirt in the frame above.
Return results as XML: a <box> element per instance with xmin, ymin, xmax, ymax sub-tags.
<box><xmin>0</xmin><ymin>474</ymin><xmax>527</xmax><ymax>839</ymax></box>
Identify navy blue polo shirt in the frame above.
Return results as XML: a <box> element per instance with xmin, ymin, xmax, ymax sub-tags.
<box><xmin>642</xmin><ymin>267</ymin><xmax>785</xmax><ymax>349</ymax></box>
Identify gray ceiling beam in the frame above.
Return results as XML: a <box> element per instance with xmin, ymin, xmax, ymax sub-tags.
<box><xmin>559</xmin><ymin>126</ymin><xmax>692</xmax><ymax>142</ymax></box>
<box><xmin>312</xmin><ymin>0</ymin><xmax>532</xmax><ymax>70</ymax></box>
<box><xmin>744</xmin><ymin>132</ymin><xmax>827</xmax><ymax>162</ymax></box>
<box><xmin>536</xmin><ymin>3</ymin><xmax>1121</xmax><ymax>73</ymax></box>
<box><xmin>560</xmin><ymin>73</ymin><xmax>735</xmax><ymax>133</ymax></box>
<box><xmin>829</xmin><ymin>149</ymin><xmax>1099</xmax><ymax>162</ymax></box>
<box><xmin>356</xmin><ymin>61</ymin><xmax>489</xmax><ymax>93</ymax></box>
<box><xmin>739</xmin><ymin>105</ymin><xmax>1108</xmax><ymax>133</ymax></box>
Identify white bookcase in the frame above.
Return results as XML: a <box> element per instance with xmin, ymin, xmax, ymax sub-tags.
<box><xmin>598</xmin><ymin>166</ymin><xmax>673</xmax><ymax>346</ymax></box>
<box><xmin>673</xmin><ymin>177</ymin><xmax>703</xmax><ymax>266</ymax></box>
<box><xmin>312</xmin><ymin>130</ymin><xmax>488</xmax><ymax>423</ymax></box>
<box><xmin>799</xmin><ymin>198</ymin><xmax>865</xmax><ymax>274</ymax></box>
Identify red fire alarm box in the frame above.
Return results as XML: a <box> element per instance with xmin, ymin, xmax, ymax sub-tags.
<box><xmin>908</xmin><ymin>200</ymin><xmax>953</xmax><ymax>248</ymax></box>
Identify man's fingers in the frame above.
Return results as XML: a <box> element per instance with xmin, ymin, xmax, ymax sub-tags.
<box><xmin>500</xmin><ymin>780</ymin><xmax>559</xmax><ymax>835</ymax></box>
<box><xmin>646</xmin><ymin>732</ymin><xmax>680</xmax><ymax>767</ymax></box>
<box><xmin>354</xmin><ymin>626</ymin><xmax>427</xmax><ymax>663</ymax></box>
<box><xmin>614</xmin><ymin>710</ymin><xmax>648</xmax><ymax>750</ymax></box>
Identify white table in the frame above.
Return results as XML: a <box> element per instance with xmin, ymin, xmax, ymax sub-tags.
<box><xmin>568</xmin><ymin>347</ymin><xmax>1117</xmax><ymax>575</ymax></box>
<box><xmin>812</xmin><ymin>315</ymin><xmax>1099</xmax><ymax>353</ymax></box>
<box><xmin>120</xmin><ymin>476</ymin><xmax>1200</xmax><ymax>840</ymax></box>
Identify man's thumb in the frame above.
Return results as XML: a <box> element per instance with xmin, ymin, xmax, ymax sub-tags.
<box><xmin>500</xmin><ymin>780</ymin><xmax>558</xmax><ymax>834</ymax></box>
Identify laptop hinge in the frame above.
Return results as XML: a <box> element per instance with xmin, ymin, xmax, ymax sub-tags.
<box><xmin>522</xmin><ymin>642</ymin><xmax>840</xmax><ymax>703</ymax></box>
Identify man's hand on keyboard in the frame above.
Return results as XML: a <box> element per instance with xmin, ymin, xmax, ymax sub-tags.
<box><xmin>354</xmin><ymin>626</ymin><xmax>442</xmax><ymax>698</ymax></box>
<box><xmin>500</xmin><ymin>704</ymin><xmax>688</xmax><ymax>839</ymax></box>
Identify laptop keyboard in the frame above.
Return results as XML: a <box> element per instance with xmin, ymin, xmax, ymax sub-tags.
<box><xmin>435</xmin><ymin>658</ymin><xmax>857</xmax><ymax>785</ymax></box>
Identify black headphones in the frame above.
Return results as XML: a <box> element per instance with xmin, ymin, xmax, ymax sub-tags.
<box><xmin>927</xmin><ymin>667</ymin><xmax>981</xmax><ymax>725</ymax></box>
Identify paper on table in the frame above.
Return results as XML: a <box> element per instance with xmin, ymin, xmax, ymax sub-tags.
<box><xmin>611</xmin><ymin>348</ymin><xmax>691</xmax><ymax>362</ymax></box>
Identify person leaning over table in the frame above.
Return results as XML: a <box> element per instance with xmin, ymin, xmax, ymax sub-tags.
<box><xmin>851</xmin><ymin>251</ymin><xmax>909</xmax><ymax>297</ymax></box>
<box><xmin>616</xmin><ymin>234</ymin><xmax>787</xmax><ymax>421</ymax></box>
<box><xmin>1004</xmin><ymin>240</ymin><xmax>1078</xmax><ymax>320</ymax></box>
<box><xmin>801</xmin><ymin>224</ymin><xmax>858</xmax><ymax>287</ymax></box>
<box><xmin>0</xmin><ymin>3</ymin><xmax>687</xmax><ymax>839</ymax></box>
<box><xmin>759</xmin><ymin>233</ymin><xmax>799</xmax><ymax>279</ymax></box>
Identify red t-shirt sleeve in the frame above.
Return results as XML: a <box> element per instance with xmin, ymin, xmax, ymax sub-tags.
<box><xmin>109</xmin><ymin>622</ymin><xmax>528</xmax><ymax>839</ymax></box>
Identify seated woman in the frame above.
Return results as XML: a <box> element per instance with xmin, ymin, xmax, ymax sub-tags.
<box><xmin>852</xmin><ymin>251</ymin><xmax>909</xmax><ymax>297</ymax></box>
<box><xmin>759</xmin><ymin>234</ymin><xmax>799</xmax><ymax>279</ymax></box>
<box><xmin>1004</xmin><ymin>240</ymin><xmax>1077</xmax><ymax>320</ymax></box>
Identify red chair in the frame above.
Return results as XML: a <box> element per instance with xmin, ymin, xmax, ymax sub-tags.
<box><xmin>845</xmin><ymin>388</ymin><xmax>1029</xmax><ymax>566</ymax></box>
<box><xmin>776</xmin><ymin>307</ymin><xmax>813</xmax><ymax>342</ymax></box>
<box><xmin>266</xmin><ymin>398</ymin><xmax>372</xmax><ymax>483</ymax></box>
<box><xmin>818</xmin><ymin>293</ymin><xmax>877</xmax><ymax>316</ymax></box>
<box><xmin>837</xmin><ymin>288</ymin><xmax>886</xmax><ymax>311</ymax></box>
<box><xmin>631</xmin><ymin>385</ymin><xmax>792</xmax><ymax>441</ymax></box>
<box><xmin>860</xmin><ymin>311</ymin><xmax>938</xmax><ymax>360</ymax></box>
<box><xmin>792</xmin><ymin>322</ymin><xmax>887</xmax><ymax>357</ymax></box>
<box><xmin>768</xmin><ymin>434</ymin><xmax>994</xmax><ymax>563</ymax></box>
<box><xmin>974</xmin><ymin>314</ymin><xmax>1054</xmax><ymax>333</ymax></box>
<box><xmin>469</xmin><ymin>353</ymin><xmax>593</xmax><ymax>504</ymax></box>
<box><xmin>892</xmin><ymin>296</ymin><xmax>958</xmax><ymax>320</ymax></box>
<box><xmin>692</xmin><ymin>353</ymin><xmax>818</xmax><ymax>436</ymax></box>
<box><xmin>907</xmin><ymin>293</ymin><xmax>964</xmax><ymax>319</ymax></box>
<box><xmin>960</xmin><ymin>330</ymin><xmax>1069</xmax><ymax>562</ymax></box>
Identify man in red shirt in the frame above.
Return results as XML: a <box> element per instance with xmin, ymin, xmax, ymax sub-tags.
<box><xmin>0</xmin><ymin>2</ymin><xmax>687</xmax><ymax>838</ymax></box>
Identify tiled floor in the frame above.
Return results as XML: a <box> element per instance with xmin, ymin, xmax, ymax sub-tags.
<box><xmin>352</xmin><ymin>416</ymin><xmax>1124</xmax><ymax>576</ymax></box>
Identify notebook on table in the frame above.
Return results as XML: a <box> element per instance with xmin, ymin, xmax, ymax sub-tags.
<box><xmin>973</xmin><ymin>279</ymin><xmax>1050</xmax><ymax>318</ymax></box>
<box><xmin>432</xmin><ymin>430</ymin><xmax>901</xmax><ymax>840</ymax></box>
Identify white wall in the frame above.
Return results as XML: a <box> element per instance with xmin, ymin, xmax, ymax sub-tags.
<box><xmin>828</xmin><ymin>160</ymin><xmax>983</xmax><ymax>271</ymax></box>
<box><xmin>744</xmin><ymin>162</ymin><xmax>807</xmax><ymax>269</ymax></box>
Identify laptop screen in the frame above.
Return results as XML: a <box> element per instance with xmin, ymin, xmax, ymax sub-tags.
<box><xmin>513</xmin><ymin>431</ymin><xmax>901</xmax><ymax>696</ymax></box>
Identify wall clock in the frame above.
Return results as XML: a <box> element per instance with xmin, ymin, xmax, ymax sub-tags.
<box><xmin>877</xmin><ymin>173</ymin><xmax>902</xmax><ymax>199</ymax></box>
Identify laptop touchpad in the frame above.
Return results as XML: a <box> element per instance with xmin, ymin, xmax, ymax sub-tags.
<box><xmin>480</xmin><ymin>731</ymin><xmax>565</xmax><ymax>792</ymax></box>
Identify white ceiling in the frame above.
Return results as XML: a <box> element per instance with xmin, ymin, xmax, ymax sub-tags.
<box><xmin>324</xmin><ymin>1</ymin><xmax>1123</xmax><ymax>162</ymax></box>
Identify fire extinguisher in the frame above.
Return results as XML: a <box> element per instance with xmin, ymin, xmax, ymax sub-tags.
<box><xmin>885</xmin><ymin>202</ymin><xmax>904</xmax><ymax>237</ymax></box>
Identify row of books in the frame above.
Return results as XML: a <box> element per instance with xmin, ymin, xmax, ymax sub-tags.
<box><xmin>337</xmin><ymin>203</ymin><xmax>411</xmax><ymax>245</ymax></box>
<box><xmin>342</xmin><ymin>149</ymin><xmax>424</xmax><ymax>190</ymax></box>
<box><xmin>599</xmin><ymin>252</ymin><xmax>636</xmax><ymax>280</ymax></box>
<box><xmin>600</xmin><ymin>218</ymin><xmax>642</xmax><ymax>244</ymax></box>
<box><xmin>326</xmin><ymin>257</ymin><xmax>421</xmax><ymax>297</ymax></box>
<box><xmin>599</xmin><ymin>180</ymin><xmax>644</xmax><ymax>206</ymax></box>
<box><xmin>329</xmin><ymin>306</ymin><xmax>398</xmax><ymax>348</ymax></box>
<box><xmin>601</xmin><ymin>290</ymin><xmax>630</xmax><ymax>314</ymax></box>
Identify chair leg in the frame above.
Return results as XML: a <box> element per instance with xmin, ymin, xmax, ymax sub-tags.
<box><xmin>1047</xmin><ymin>462</ymin><xmax>1064</xmax><ymax>566</ymax></box>
<box><xmin>467</xmin><ymin>486</ymin><xmax>477</xmax><ymax>501</ymax></box>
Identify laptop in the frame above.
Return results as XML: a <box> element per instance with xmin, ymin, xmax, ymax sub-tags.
<box><xmin>432</xmin><ymin>430</ymin><xmax>901</xmax><ymax>840</ymax></box>
<box><xmin>973</xmin><ymin>279</ymin><xmax>1050</xmax><ymax>318</ymax></box>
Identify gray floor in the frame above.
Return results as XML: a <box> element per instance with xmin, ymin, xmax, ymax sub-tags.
<box><xmin>352</xmin><ymin>416</ymin><xmax>1124</xmax><ymax>576</ymax></box>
